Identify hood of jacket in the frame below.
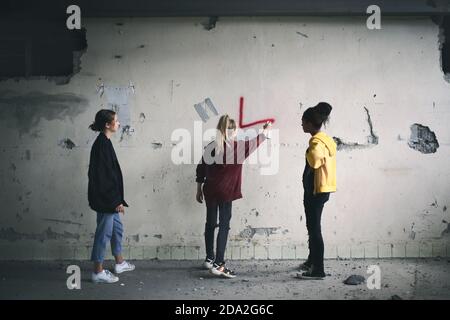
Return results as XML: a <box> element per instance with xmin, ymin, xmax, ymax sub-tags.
<box><xmin>310</xmin><ymin>131</ymin><xmax>337</xmax><ymax>157</ymax></box>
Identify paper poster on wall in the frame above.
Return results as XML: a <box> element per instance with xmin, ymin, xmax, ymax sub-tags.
<box><xmin>97</xmin><ymin>82</ymin><xmax>135</xmax><ymax>141</ymax></box>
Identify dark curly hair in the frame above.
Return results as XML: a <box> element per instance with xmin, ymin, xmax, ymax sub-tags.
<box><xmin>302</xmin><ymin>102</ymin><xmax>332</xmax><ymax>129</ymax></box>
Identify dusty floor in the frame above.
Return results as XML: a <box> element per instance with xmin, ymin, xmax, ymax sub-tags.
<box><xmin>0</xmin><ymin>258</ymin><xmax>449</xmax><ymax>300</ymax></box>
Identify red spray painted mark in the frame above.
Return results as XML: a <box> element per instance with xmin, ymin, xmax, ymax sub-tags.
<box><xmin>238</xmin><ymin>97</ymin><xmax>275</xmax><ymax>128</ymax></box>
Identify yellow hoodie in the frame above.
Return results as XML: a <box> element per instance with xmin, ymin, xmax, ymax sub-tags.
<box><xmin>306</xmin><ymin>131</ymin><xmax>337</xmax><ymax>195</ymax></box>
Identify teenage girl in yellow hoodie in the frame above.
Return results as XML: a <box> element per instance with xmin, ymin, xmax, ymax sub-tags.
<box><xmin>298</xmin><ymin>102</ymin><xmax>337</xmax><ymax>280</ymax></box>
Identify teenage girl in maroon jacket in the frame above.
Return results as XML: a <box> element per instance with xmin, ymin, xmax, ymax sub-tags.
<box><xmin>196</xmin><ymin>115</ymin><xmax>271</xmax><ymax>278</ymax></box>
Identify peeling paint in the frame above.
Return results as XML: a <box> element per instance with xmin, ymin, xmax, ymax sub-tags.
<box><xmin>239</xmin><ymin>226</ymin><xmax>280</xmax><ymax>240</ymax></box>
<box><xmin>408</xmin><ymin>124</ymin><xmax>439</xmax><ymax>154</ymax></box>
<box><xmin>151</xmin><ymin>142</ymin><xmax>163</xmax><ymax>149</ymax></box>
<box><xmin>437</xmin><ymin>14</ymin><xmax>450</xmax><ymax>79</ymax></box>
<box><xmin>441</xmin><ymin>223</ymin><xmax>450</xmax><ymax>237</ymax></box>
<box><xmin>201</xmin><ymin>16</ymin><xmax>218</xmax><ymax>31</ymax></box>
<box><xmin>296</xmin><ymin>31</ymin><xmax>309</xmax><ymax>38</ymax></box>
<box><xmin>0</xmin><ymin>227</ymin><xmax>80</xmax><ymax>242</ymax></box>
<box><xmin>58</xmin><ymin>138</ymin><xmax>76</xmax><ymax>150</ymax></box>
<box><xmin>333</xmin><ymin>107</ymin><xmax>378</xmax><ymax>151</ymax></box>
<box><xmin>430</xmin><ymin>199</ymin><xmax>438</xmax><ymax>207</ymax></box>
<box><xmin>103</xmin><ymin>84</ymin><xmax>134</xmax><ymax>131</ymax></box>
<box><xmin>0</xmin><ymin>29</ymin><xmax>87</xmax><ymax>85</ymax></box>
<box><xmin>42</xmin><ymin>218</ymin><xmax>82</xmax><ymax>226</ymax></box>
<box><xmin>364</xmin><ymin>107</ymin><xmax>378</xmax><ymax>145</ymax></box>
<box><xmin>119</xmin><ymin>125</ymin><xmax>132</xmax><ymax>142</ymax></box>
<box><xmin>0</xmin><ymin>91</ymin><xmax>89</xmax><ymax>134</ymax></box>
<box><xmin>333</xmin><ymin>137</ymin><xmax>367</xmax><ymax>151</ymax></box>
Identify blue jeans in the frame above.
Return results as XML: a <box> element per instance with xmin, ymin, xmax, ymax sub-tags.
<box><xmin>91</xmin><ymin>212</ymin><xmax>123</xmax><ymax>263</ymax></box>
<box><xmin>205</xmin><ymin>201</ymin><xmax>232</xmax><ymax>264</ymax></box>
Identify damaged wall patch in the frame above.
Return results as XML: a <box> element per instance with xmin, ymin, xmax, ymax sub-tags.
<box><xmin>239</xmin><ymin>226</ymin><xmax>280</xmax><ymax>240</ymax></box>
<box><xmin>58</xmin><ymin>138</ymin><xmax>76</xmax><ymax>150</ymax></box>
<box><xmin>0</xmin><ymin>227</ymin><xmax>80</xmax><ymax>242</ymax></box>
<box><xmin>333</xmin><ymin>106</ymin><xmax>378</xmax><ymax>151</ymax></box>
<box><xmin>0</xmin><ymin>91</ymin><xmax>89</xmax><ymax>135</ymax></box>
<box><xmin>408</xmin><ymin>123</ymin><xmax>439</xmax><ymax>154</ymax></box>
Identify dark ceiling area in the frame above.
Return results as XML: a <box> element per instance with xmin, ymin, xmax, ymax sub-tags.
<box><xmin>1</xmin><ymin>0</ymin><xmax>450</xmax><ymax>81</ymax></box>
<box><xmin>1</xmin><ymin>0</ymin><xmax>450</xmax><ymax>18</ymax></box>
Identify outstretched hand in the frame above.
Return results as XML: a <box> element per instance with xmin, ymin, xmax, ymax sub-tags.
<box><xmin>263</xmin><ymin>121</ymin><xmax>272</xmax><ymax>130</ymax></box>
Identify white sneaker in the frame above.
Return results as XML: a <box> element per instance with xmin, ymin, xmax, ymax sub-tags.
<box><xmin>91</xmin><ymin>270</ymin><xmax>119</xmax><ymax>284</ymax></box>
<box><xmin>114</xmin><ymin>260</ymin><xmax>135</xmax><ymax>274</ymax></box>
<box><xmin>203</xmin><ymin>258</ymin><xmax>214</xmax><ymax>270</ymax></box>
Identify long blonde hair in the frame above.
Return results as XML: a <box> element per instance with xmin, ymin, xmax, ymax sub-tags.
<box><xmin>215</xmin><ymin>115</ymin><xmax>236</xmax><ymax>155</ymax></box>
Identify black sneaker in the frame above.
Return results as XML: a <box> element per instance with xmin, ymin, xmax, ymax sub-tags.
<box><xmin>298</xmin><ymin>260</ymin><xmax>312</xmax><ymax>271</ymax></box>
<box><xmin>210</xmin><ymin>263</ymin><xmax>236</xmax><ymax>278</ymax></box>
<box><xmin>296</xmin><ymin>270</ymin><xmax>326</xmax><ymax>280</ymax></box>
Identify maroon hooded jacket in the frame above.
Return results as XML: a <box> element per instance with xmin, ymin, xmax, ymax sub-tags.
<box><xmin>196</xmin><ymin>133</ymin><xmax>267</xmax><ymax>206</ymax></box>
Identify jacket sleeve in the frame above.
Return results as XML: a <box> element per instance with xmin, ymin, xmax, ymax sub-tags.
<box><xmin>93</xmin><ymin>143</ymin><xmax>123</xmax><ymax>210</ymax></box>
<box><xmin>244</xmin><ymin>133</ymin><xmax>267</xmax><ymax>159</ymax></box>
<box><xmin>196</xmin><ymin>156</ymin><xmax>206</xmax><ymax>183</ymax></box>
<box><xmin>306</xmin><ymin>139</ymin><xmax>326</xmax><ymax>169</ymax></box>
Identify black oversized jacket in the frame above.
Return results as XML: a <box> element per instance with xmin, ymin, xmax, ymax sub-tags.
<box><xmin>88</xmin><ymin>132</ymin><xmax>128</xmax><ymax>213</ymax></box>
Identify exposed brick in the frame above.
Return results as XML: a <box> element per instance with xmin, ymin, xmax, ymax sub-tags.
<box><xmin>337</xmin><ymin>245</ymin><xmax>351</xmax><ymax>259</ymax></box>
<box><xmin>419</xmin><ymin>242</ymin><xmax>432</xmax><ymax>258</ymax></box>
<box><xmin>392</xmin><ymin>243</ymin><xmax>406</xmax><ymax>258</ymax></box>
<box><xmin>254</xmin><ymin>245</ymin><xmax>268</xmax><ymax>260</ymax></box>
<box><xmin>240</xmin><ymin>246</ymin><xmax>254</xmax><ymax>260</ymax></box>
<box><xmin>268</xmin><ymin>245</ymin><xmax>282</xmax><ymax>260</ymax></box>
<box><xmin>295</xmin><ymin>243</ymin><xmax>309</xmax><ymax>259</ymax></box>
<box><xmin>281</xmin><ymin>245</ymin><xmax>296</xmax><ymax>259</ymax></box>
<box><xmin>185</xmin><ymin>246</ymin><xmax>200</xmax><ymax>260</ymax></box>
<box><xmin>364</xmin><ymin>244</ymin><xmax>378</xmax><ymax>259</ymax></box>
<box><xmin>143</xmin><ymin>246</ymin><xmax>157</xmax><ymax>259</ymax></box>
<box><xmin>171</xmin><ymin>246</ymin><xmax>185</xmax><ymax>260</ymax></box>
<box><xmin>378</xmin><ymin>243</ymin><xmax>392</xmax><ymax>258</ymax></box>
<box><xmin>130</xmin><ymin>246</ymin><xmax>144</xmax><ymax>260</ymax></box>
<box><xmin>157</xmin><ymin>246</ymin><xmax>171</xmax><ymax>260</ymax></box>
<box><xmin>406</xmin><ymin>242</ymin><xmax>420</xmax><ymax>258</ymax></box>
<box><xmin>230</xmin><ymin>246</ymin><xmax>241</xmax><ymax>260</ymax></box>
<box><xmin>350</xmin><ymin>245</ymin><xmax>365</xmax><ymax>259</ymax></box>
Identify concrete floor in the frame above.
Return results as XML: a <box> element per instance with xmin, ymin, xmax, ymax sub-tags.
<box><xmin>0</xmin><ymin>258</ymin><xmax>449</xmax><ymax>300</ymax></box>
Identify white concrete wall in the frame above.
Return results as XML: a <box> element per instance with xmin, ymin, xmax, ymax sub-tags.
<box><xmin>0</xmin><ymin>17</ymin><xmax>449</xmax><ymax>260</ymax></box>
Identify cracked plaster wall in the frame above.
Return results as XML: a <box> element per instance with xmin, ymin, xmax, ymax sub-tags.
<box><xmin>0</xmin><ymin>17</ymin><xmax>449</xmax><ymax>260</ymax></box>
